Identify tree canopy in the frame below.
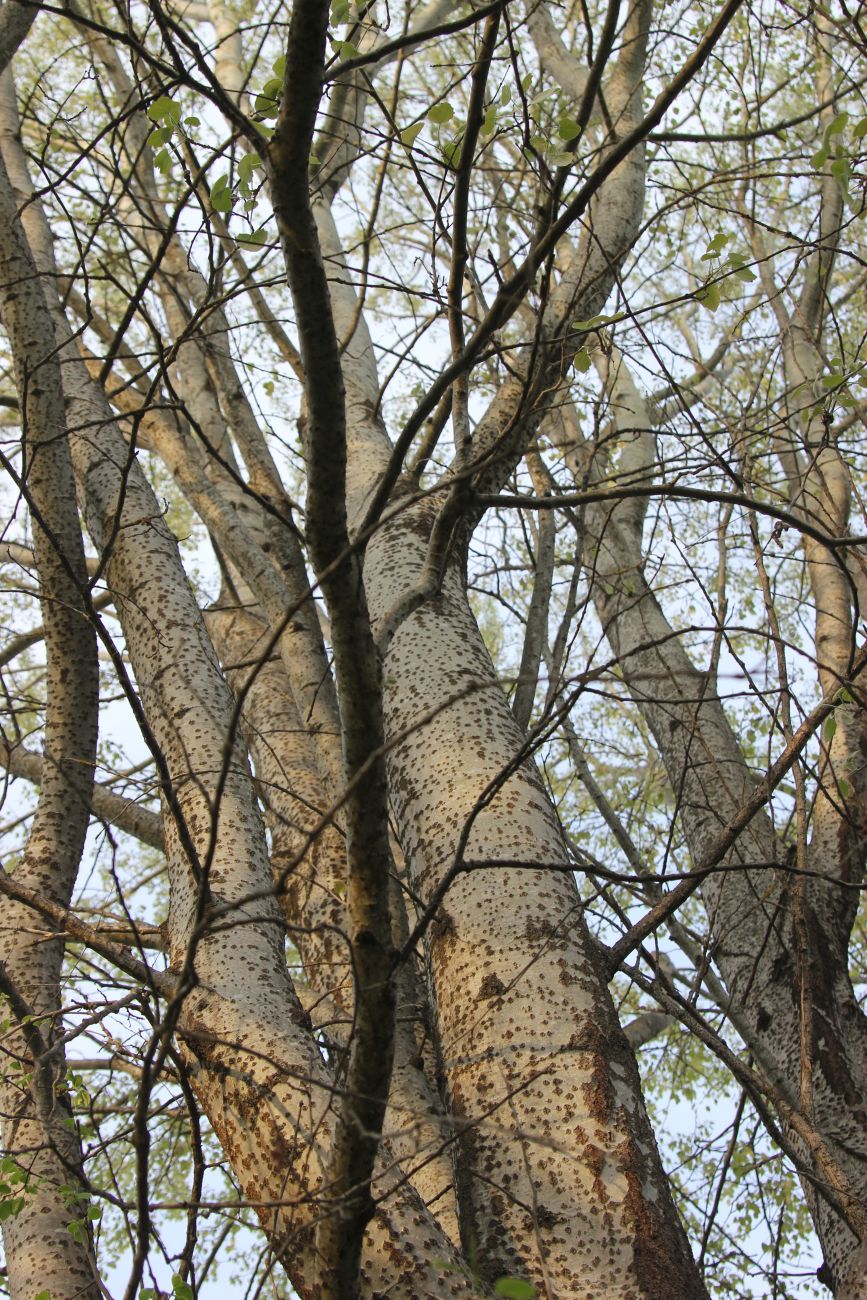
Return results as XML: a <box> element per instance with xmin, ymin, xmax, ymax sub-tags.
<box><xmin>0</xmin><ymin>1</ymin><xmax>866</xmax><ymax>1297</ymax></box>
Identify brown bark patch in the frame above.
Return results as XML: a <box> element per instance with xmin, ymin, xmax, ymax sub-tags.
<box><xmin>431</xmin><ymin>908</ymin><xmax>457</xmax><ymax>955</ymax></box>
<box><xmin>478</xmin><ymin>973</ymin><xmax>506</xmax><ymax>999</ymax></box>
<box><xmin>625</xmin><ymin>1169</ymin><xmax>685</xmax><ymax>1294</ymax></box>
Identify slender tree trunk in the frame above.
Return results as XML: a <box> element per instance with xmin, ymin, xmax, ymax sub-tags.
<box><xmin>0</xmin><ymin>113</ymin><xmax>101</xmax><ymax>1299</ymax></box>
<box><xmin>575</xmin><ymin>347</ymin><xmax>867</xmax><ymax>1296</ymax></box>
<box><xmin>0</xmin><ymin>61</ymin><xmax>477</xmax><ymax>1300</ymax></box>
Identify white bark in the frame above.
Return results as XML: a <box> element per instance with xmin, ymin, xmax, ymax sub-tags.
<box><xmin>291</xmin><ymin>2</ymin><xmax>708</xmax><ymax>1278</ymax></box>
<box><xmin>575</xmin><ymin>345</ymin><xmax>867</xmax><ymax>1296</ymax></box>
<box><xmin>364</xmin><ymin>505</ymin><xmax>707</xmax><ymax>1295</ymax></box>
<box><xmin>206</xmin><ymin>599</ymin><xmax>462</xmax><ymax>1245</ymax></box>
<box><xmin>2</xmin><ymin>2</ymin><xmax>838</xmax><ymax>1295</ymax></box>
<box><xmin>0</xmin><ymin>63</ymin><xmax>475</xmax><ymax>1300</ymax></box>
<box><xmin>0</xmin><ymin>113</ymin><xmax>101</xmax><ymax>1299</ymax></box>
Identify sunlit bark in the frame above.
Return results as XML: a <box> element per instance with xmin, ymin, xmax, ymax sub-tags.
<box><xmin>575</xmin><ymin>341</ymin><xmax>867</xmax><ymax>1295</ymax></box>
<box><xmin>0</xmin><ymin>104</ymin><xmax>101</xmax><ymax>1299</ymax></box>
<box><xmin>1</xmin><ymin>1</ymin><xmax>863</xmax><ymax>1297</ymax></box>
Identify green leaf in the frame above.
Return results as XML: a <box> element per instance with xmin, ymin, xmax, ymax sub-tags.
<box><xmin>824</xmin><ymin>110</ymin><xmax>848</xmax><ymax>141</ymax></box>
<box><xmin>271</xmin><ymin>55</ymin><xmax>286</xmax><ymax>78</ymax></box>
<box><xmin>238</xmin><ymin>152</ymin><xmax>262</xmax><ymax>184</ymax></box>
<box><xmin>696</xmin><ymin>281</ymin><xmax>721</xmax><ymax>311</ymax></box>
<box><xmin>701</xmin><ymin>232</ymin><xmax>730</xmax><ymax>259</ymax></box>
<box><xmin>824</xmin><ymin>715</ymin><xmax>837</xmax><ymax>744</ymax></box>
<box><xmin>34</xmin><ymin>1292</ymin><xmax>51</xmax><ymax>1300</ymax></box>
<box><xmin>237</xmin><ymin>228</ymin><xmax>268</xmax><ymax>247</ymax></box>
<box><xmin>147</xmin><ymin>95</ymin><xmax>181</xmax><ymax>128</ymax></box>
<box><xmin>86</xmin><ymin>1205</ymin><xmax>102</xmax><ymax>1221</ymax></box>
<box><xmin>331</xmin><ymin>0</ymin><xmax>350</xmax><ymax>23</ymax></box>
<box><xmin>210</xmin><ymin>175</ymin><xmax>233</xmax><ymax>213</ymax></box>
<box><xmin>147</xmin><ymin>127</ymin><xmax>171</xmax><ymax>148</ymax></box>
<box><xmin>153</xmin><ymin>149</ymin><xmax>172</xmax><ymax>175</ymax></box>
<box><xmin>254</xmin><ymin>78</ymin><xmax>283</xmax><ymax>117</ymax></box>
<box><xmin>521</xmin><ymin>72</ymin><xmax>534</xmax><ymax>91</ymax></box>
<box><xmin>335</xmin><ymin>40</ymin><xmax>360</xmax><ymax>59</ymax></box>
<box><xmin>140</xmin><ymin>1290</ymin><xmax>158</xmax><ymax>1300</ymax></box>
<box><xmin>557</xmin><ymin>114</ymin><xmax>581</xmax><ymax>141</ymax></box>
<box><xmin>573</xmin><ymin>347</ymin><xmax>591</xmax><ymax>373</ymax></box>
<box><xmin>838</xmin><ymin>777</ymin><xmax>852</xmax><ymax>799</ymax></box>
<box><xmin>853</xmin><ymin>116</ymin><xmax>867</xmax><ymax>139</ymax></box>
<box><xmin>812</xmin><ymin>144</ymin><xmax>830</xmax><ymax>168</ymax></box>
<box><xmin>494</xmin><ymin>1280</ymin><xmax>537</xmax><ymax>1300</ymax></box>
<box><xmin>574</xmin><ymin>312</ymin><xmax>625</xmax><ymax>330</ymax></box>
<box><xmin>171</xmin><ymin>1276</ymin><xmax>194</xmax><ymax>1300</ymax></box>
<box><xmin>831</xmin><ymin>156</ymin><xmax>851</xmax><ymax>191</ymax></box>
<box><xmin>400</xmin><ymin>121</ymin><xmax>424</xmax><ymax>148</ymax></box>
<box><xmin>254</xmin><ymin>95</ymin><xmax>280</xmax><ymax>118</ymax></box>
<box><xmin>427</xmin><ymin>102</ymin><xmax>454</xmax><ymax>124</ymax></box>
<box><xmin>481</xmin><ymin>105</ymin><xmax>498</xmax><ymax>136</ymax></box>
<box><xmin>725</xmin><ymin>252</ymin><xmax>757</xmax><ymax>283</ymax></box>
<box><xmin>500</xmin><ymin>85</ymin><xmax>511</xmax><ymax>106</ymax></box>
<box><xmin>441</xmin><ymin>138</ymin><xmax>462</xmax><ymax>169</ymax></box>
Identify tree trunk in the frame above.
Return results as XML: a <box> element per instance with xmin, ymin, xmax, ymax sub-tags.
<box><xmin>0</xmin><ymin>110</ymin><xmax>101</xmax><ymax>1299</ymax></box>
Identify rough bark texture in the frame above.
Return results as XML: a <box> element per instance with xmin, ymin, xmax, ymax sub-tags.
<box><xmin>269</xmin><ymin>5</ymin><xmax>397</xmax><ymax>1289</ymax></box>
<box><xmin>575</xmin><ymin>346</ymin><xmax>867</xmax><ymax>1295</ymax></box>
<box><xmin>0</xmin><ymin>111</ymin><xmax>101</xmax><ymax>1299</ymax></box>
<box><xmin>0</xmin><ymin>54</ymin><xmax>474</xmax><ymax>1300</ymax></box>
<box><xmin>3</xmin><ymin>2</ymin><xmax>860</xmax><ymax>1297</ymax></box>
<box><xmin>365</xmin><ymin>505</ymin><xmax>707</xmax><ymax>1296</ymax></box>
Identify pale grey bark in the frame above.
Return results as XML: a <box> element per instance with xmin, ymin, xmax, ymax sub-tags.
<box><xmin>574</xmin><ymin>341</ymin><xmax>867</xmax><ymax>1294</ymax></box>
<box><xmin>512</xmin><ymin>452</ymin><xmax>557</xmax><ymax>731</ymax></box>
<box><xmin>76</xmin><ymin>14</ymin><xmax>468</xmax><ymax>1272</ymax></box>
<box><xmin>365</xmin><ymin>506</ymin><xmax>707</xmax><ymax>1296</ymax></box>
<box><xmin>527</xmin><ymin>4</ymin><xmax>590</xmax><ymax>102</ymax></box>
<box><xmin>624</xmin><ymin>1011</ymin><xmax>676</xmax><ymax>1050</ymax></box>
<box><xmin>469</xmin><ymin>0</ymin><xmax>652</xmax><ymax>502</ymax></box>
<box><xmin>270</xmin><ymin>9</ymin><xmax>396</xmax><ymax>1287</ymax></box>
<box><xmin>0</xmin><ymin>59</ymin><xmax>476</xmax><ymax>1300</ymax></box>
<box><xmin>204</xmin><ymin>599</ymin><xmax>353</xmax><ymax>1010</ymax></box>
<box><xmin>206</xmin><ymin>598</ymin><xmax>462</xmax><ymax>1245</ymax></box>
<box><xmin>0</xmin><ymin>105</ymin><xmax>101</xmax><ymax>1298</ymax></box>
<box><xmin>289</xmin><ymin>0</ymin><xmax>711</xmax><ymax>1284</ymax></box>
<box><xmin>0</xmin><ymin>2</ymin><xmax>36</xmax><ymax>77</ymax></box>
<box><xmin>88</xmin><ymin>346</ymin><xmax>346</xmax><ymax>796</ymax></box>
<box><xmin>0</xmin><ymin>583</ymin><xmax>113</xmax><ymax>669</ymax></box>
<box><xmin>1</xmin><ymin>2</ymin><xmax>822</xmax><ymax>1296</ymax></box>
<box><xmin>66</xmin><ymin>22</ymin><xmax>347</xmax><ymax>797</ymax></box>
